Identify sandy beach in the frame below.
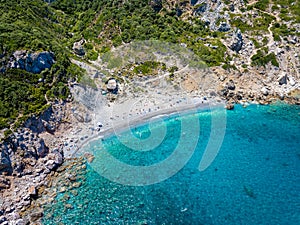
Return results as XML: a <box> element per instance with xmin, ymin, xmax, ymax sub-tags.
<box><xmin>75</xmin><ymin>99</ymin><xmax>226</xmax><ymax>154</ymax></box>
<box><xmin>59</xmin><ymin>88</ymin><xmax>225</xmax><ymax>158</ymax></box>
<box><xmin>45</xmin><ymin>59</ymin><xmax>225</xmax><ymax>158</ymax></box>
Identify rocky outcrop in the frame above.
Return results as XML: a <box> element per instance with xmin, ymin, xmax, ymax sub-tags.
<box><xmin>0</xmin><ymin>147</ymin><xmax>11</xmax><ymax>174</ymax></box>
<box><xmin>149</xmin><ymin>0</ymin><xmax>163</xmax><ymax>12</ymax></box>
<box><xmin>73</xmin><ymin>39</ymin><xmax>86</xmax><ymax>56</ymax></box>
<box><xmin>24</xmin><ymin>103</ymin><xmax>65</xmax><ymax>134</ymax></box>
<box><xmin>0</xmin><ymin>102</ymin><xmax>66</xmax><ymax>223</ymax></box>
<box><xmin>0</xmin><ymin>176</ymin><xmax>10</xmax><ymax>190</ymax></box>
<box><xmin>195</xmin><ymin>3</ymin><xmax>208</xmax><ymax>14</ymax></box>
<box><xmin>7</xmin><ymin>50</ymin><xmax>55</xmax><ymax>74</ymax></box>
<box><xmin>218</xmin><ymin>22</ymin><xmax>231</xmax><ymax>32</ymax></box>
<box><xmin>230</xmin><ymin>29</ymin><xmax>243</xmax><ymax>53</ymax></box>
<box><xmin>0</xmin><ymin>130</ymin><xmax>64</xmax><ymax>223</ymax></box>
<box><xmin>278</xmin><ymin>73</ymin><xmax>287</xmax><ymax>85</ymax></box>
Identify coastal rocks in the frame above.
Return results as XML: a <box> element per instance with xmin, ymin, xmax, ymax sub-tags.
<box><xmin>30</xmin><ymin>211</ymin><xmax>43</xmax><ymax>222</ymax></box>
<box><xmin>230</xmin><ymin>29</ymin><xmax>243</xmax><ymax>53</ymax></box>
<box><xmin>0</xmin><ymin>176</ymin><xmax>10</xmax><ymax>190</ymax></box>
<box><xmin>261</xmin><ymin>87</ymin><xmax>269</xmax><ymax>96</ymax></box>
<box><xmin>0</xmin><ymin>129</ymin><xmax>64</xmax><ymax>223</ymax></box>
<box><xmin>278</xmin><ymin>73</ymin><xmax>287</xmax><ymax>85</ymax></box>
<box><xmin>45</xmin><ymin>151</ymin><xmax>63</xmax><ymax>171</ymax></box>
<box><xmin>8</xmin><ymin>50</ymin><xmax>55</xmax><ymax>74</ymax></box>
<box><xmin>73</xmin><ymin>39</ymin><xmax>86</xmax><ymax>56</ymax></box>
<box><xmin>28</xmin><ymin>186</ymin><xmax>37</xmax><ymax>197</ymax></box>
<box><xmin>84</xmin><ymin>153</ymin><xmax>95</xmax><ymax>163</ymax></box>
<box><xmin>226</xmin><ymin>79</ymin><xmax>236</xmax><ymax>90</ymax></box>
<box><xmin>0</xmin><ymin>147</ymin><xmax>11</xmax><ymax>173</ymax></box>
<box><xmin>24</xmin><ymin>103</ymin><xmax>64</xmax><ymax>134</ymax></box>
<box><xmin>0</xmin><ymin>127</ymin><xmax>64</xmax><ymax>178</ymax></box>
<box><xmin>226</xmin><ymin>103</ymin><xmax>234</xmax><ymax>110</ymax></box>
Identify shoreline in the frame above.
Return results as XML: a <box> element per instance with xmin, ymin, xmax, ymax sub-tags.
<box><xmin>73</xmin><ymin>100</ymin><xmax>225</xmax><ymax>156</ymax></box>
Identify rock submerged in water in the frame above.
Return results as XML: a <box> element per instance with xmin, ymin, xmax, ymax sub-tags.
<box><xmin>226</xmin><ymin>103</ymin><xmax>234</xmax><ymax>110</ymax></box>
<box><xmin>84</xmin><ymin>153</ymin><xmax>95</xmax><ymax>163</ymax></box>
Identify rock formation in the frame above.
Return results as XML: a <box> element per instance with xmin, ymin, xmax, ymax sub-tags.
<box><xmin>7</xmin><ymin>51</ymin><xmax>55</xmax><ymax>74</ymax></box>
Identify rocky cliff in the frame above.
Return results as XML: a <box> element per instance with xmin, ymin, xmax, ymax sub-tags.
<box><xmin>0</xmin><ymin>103</ymin><xmax>65</xmax><ymax>224</ymax></box>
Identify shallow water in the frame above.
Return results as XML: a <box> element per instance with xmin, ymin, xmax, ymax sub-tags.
<box><xmin>43</xmin><ymin>103</ymin><xmax>300</xmax><ymax>224</ymax></box>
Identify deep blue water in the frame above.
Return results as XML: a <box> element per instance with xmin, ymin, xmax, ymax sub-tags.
<box><xmin>43</xmin><ymin>103</ymin><xmax>300</xmax><ymax>224</ymax></box>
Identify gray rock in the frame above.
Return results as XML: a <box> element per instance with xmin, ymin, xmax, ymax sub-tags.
<box><xmin>45</xmin><ymin>160</ymin><xmax>56</xmax><ymax>170</ymax></box>
<box><xmin>218</xmin><ymin>88</ymin><xmax>229</xmax><ymax>97</ymax></box>
<box><xmin>30</xmin><ymin>211</ymin><xmax>43</xmax><ymax>222</ymax></box>
<box><xmin>261</xmin><ymin>87</ymin><xmax>269</xmax><ymax>96</ymax></box>
<box><xmin>0</xmin><ymin>216</ymin><xmax>7</xmax><ymax>223</ymax></box>
<box><xmin>190</xmin><ymin>0</ymin><xmax>199</xmax><ymax>6</ymax></box>
<box><xmin>227</xmin><ymin>79</ymin><xmax>236</xmax><ymax>90</ymax></box>
<box><xmin>226</xmin><ymin>103</ymin><xmax>234</xmax><ymax>110</ymax></box>
<box><xmin>149</xmin><ymin>0</ymin><xmax>162</xmax><ymax>12</ymax></box>
<box><xmin>0</xmin><ymin>176</ymin><xmax>10</xmax><ymax>190</ymax></box>
<box><xmin>230</xmin><ymin>29</ymin><xmax>243</xmax><ymax>53</ymax></box>
<box><xmin>289</xmin><ymin>76</ymin><xmax>296</xmax><ymax>86</ymax></box>
<box><xmin>28</xmin><ymin>186</ymin><xmax>37</xmax><ymax>196</ymax></box>
<box><xmin>195</xmin><ymin>3</ymin><xmax>208</xmax><ymax>14</ymax></box>
<box><xmin>176</xmin><ymin>8</ymin><xmax>183</xmax><ymax>17</ymax></box>
<box><xmin>8</xmin><ymin>51</ymin><xmax>55</xmax><ymax>74</ymax></box>
<box><xmin>278</xmin><ymin>74</ymin><xmax>287</xmax><ymax>85</ymax></box>
<box><xmin>73</xmin><ymin>39</ymin><xmax>85</xmax><ymax>56</ymax></box>
<box><xmin>35</xmin><ymin>139</ymin><xmax>49</xmax><ymax>158</ymax></box>
<box><xmin>218</xmin><ymin>22</ymin><xmax>231</xmax><ymax>32</ymax></box>
<box><xmin>15</xmin><ymin>219</ymin><xmax>26</xmax><ymax>225</ymax></box>
<box><xmin>0</xmin><ymin>147</ymin><xmax>11</xmax><ymax>173</ymax></box>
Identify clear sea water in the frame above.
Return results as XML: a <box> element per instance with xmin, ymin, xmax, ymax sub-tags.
<box><xmin>43</xmin><ymin>103</ymin><xmax>300</xmax><ymax>225</ymax></box>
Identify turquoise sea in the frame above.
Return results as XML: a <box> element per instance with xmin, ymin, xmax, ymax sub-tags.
<box><xmin>43</xmin><ymin>103</ymin><xmax>300</xmax><ymax>224</ymax></box>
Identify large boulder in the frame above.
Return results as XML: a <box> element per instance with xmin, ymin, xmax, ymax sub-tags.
<box><xmin>226</xmin><ymin>79</ymin><xmax>236</xmax><ymax>90</ymax></box>
<box><xmin>0</xmin><ymin>176</ymin><xmax>10</xmax><ymax>190</ymax></box>
<box><xmin>24</xmin><ymin>104</ymin><xmax>63</xmax><ymax>134</ymax></box>
<box><xmin>218</xmin><ymin>22</ymin><xmax>231</xmax><ymax>32</ymax></box>
<box><xmin>230</xmin><ymin>29</ymin><xmax>243</xmax><ymax>53</ymax></box>
<box><xmin>149</xmin><ymin>0</ymin><xmax>162</xmax><ymax>12</ymax></box>
<box><xmin>0</xmin><ymin>146</ymin><xmax>11</xmax><ymax>174</ymax></box>
<box><xmin>8</xmin><ymin>51</ymin><xmax>55</xmax><ymax>74</ymax></box>
<box><xmin>73</xmin><ymin>39</ymin><xmax>85</xmax><ymax>56</ymax></box>
<box><xmin>278</xmin><ymin>73</ymin><xmax>287</xmax><ymax>85</ymax></box>
<box><xmin>195</xmin><ymin>3</ymin><xmax>208</xmax><ymax>14</ymax></box>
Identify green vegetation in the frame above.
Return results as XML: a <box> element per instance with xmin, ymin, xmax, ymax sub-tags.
<box><xmin>251</xmin><ymin>50</ymin><xmax>279</xmax><ymax>67</ymax></box>
<box><xmin>0</xmin><ymin>0</ymin><xmax>83</xmax><ymax>129</ymax></box>
<box><xmin>133</xmin><ymin>61</ymin><xmax>165</xmax><ymax>75</ymax></box>
<box><xmin>0</xmin><ymin>0</ymin><xmax>299</xmax><ymax>130</ymax></box>
<box><xmin>231</xmin><ymin>12</ymin><xmax>274</xmax><ymax>33</ymax></box>
<box><xmin>273</xmin><ymin>0</ymin><xmax>300</xmax><ymax>23</ymax></box>
<box><xmin>253</xmin><ymin>0</ymin><xmax>270</xmax><ymax>11</ymax></box>
<box><xmin>49</xmin><ymin>0</ymin><xmax>228</xmax><ymax>66</ymax></box>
